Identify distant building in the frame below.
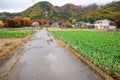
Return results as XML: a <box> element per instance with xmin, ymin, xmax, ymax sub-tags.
<box><xmin>31</xmin><ymin>22</ymin><xmax>39</xmax><ymax>27</ymax></box>
<box><xmin>94</xmin><ymin>19</ymin><xmax>110</xmax><ymax>30</ymax></box>
<box><xmin>94</xmin><ymin>19</ymin><xmax>116</xmax><ymax>30</ymax></box>
<box><xmin>51</xmin><ymin>22</ymin><xmax>59</xmax><ymax>27</ymax></box>
<box><xmin>75</xmin><ymin>22</ymin><xmax>86</xmax><ymax>28</ymax></box>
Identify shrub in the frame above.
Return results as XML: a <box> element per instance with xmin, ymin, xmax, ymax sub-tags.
<box><xmin>115</xmin><ymin>19</ymin><xmax>120</xmax><ymax>28</ymax></box>
<box><xmin>0</xmin><ymin>20</ymin><xmax>4</xmax><ymax>27</ymax></box>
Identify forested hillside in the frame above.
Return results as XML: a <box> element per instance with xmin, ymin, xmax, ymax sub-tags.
<box><xmin>83</xmin><ymin>1</ymin><xmax>120</xmax><ymax>23</ymax></box>
<box><xmin>0</xmin><ymin>1</ymin><xmax>120</xmax><ymax>22</ymax></box>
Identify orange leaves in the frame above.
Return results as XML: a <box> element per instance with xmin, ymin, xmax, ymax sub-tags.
<box><xmin>23</xmin><ymin>17</ymin><xmax>31</xmax><ymax>27</ymax></box>
<box><xmin>115</xmin><ymin>19</ymin><xmax>120</xmax><ymax>28</ymax></box>
<box><xmin>71</xmin><ymin>19</ymin><xmax>77</xmax><ymax>24</ymax></box>
<box><xmin>0</xmin><ymin>20</ymin><xmax>4</xmax><ymax>27</ymax></box>
<box><xmin>4</xmin><ymin>17</ymin><xmax>31</xmax><ymax>28</ymax></box>
<box><xmin>23</xmin><ymin>17</ymin><xmax>31</xmax><ymax>21</ymax></box>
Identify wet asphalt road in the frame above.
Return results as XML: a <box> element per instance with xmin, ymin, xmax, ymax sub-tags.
<box><xmin>6</xmin><ymin>30</ymin><xmax>98</xmax><ymax>80</ymax></box>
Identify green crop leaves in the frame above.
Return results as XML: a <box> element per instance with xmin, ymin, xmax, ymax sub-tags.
<box><xmin>0</xmin><ymin>30</ymin><xmax>35</xmax><ymax>38</ymax></box>
<box><xmin>51</xmin><ymin>30</ymin><xmax>120</xmax><ymax>75</ymax></box>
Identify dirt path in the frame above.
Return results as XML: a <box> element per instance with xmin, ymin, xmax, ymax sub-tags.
<box><xmin>5</xmin><ymin>30</ymin><xmax>98</xmax><ymax>80</ymax></box>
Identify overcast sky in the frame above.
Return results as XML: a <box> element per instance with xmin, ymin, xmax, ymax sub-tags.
<box><xmin>0</xmin><ymin>0</ymin><xmax>118</xmax><ymax>13</ymax></box>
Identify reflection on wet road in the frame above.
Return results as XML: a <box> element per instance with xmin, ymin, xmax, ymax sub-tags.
<box><xmin>6</xmin><ymin>30</ymin><xmax>98</xmax><ymax>80</ymax></box>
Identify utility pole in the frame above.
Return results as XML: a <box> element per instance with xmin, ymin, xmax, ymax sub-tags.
<box><xmin>45</xmin><ymin>11</ymin><xmax>48</xmax><ymax>30</ymax></box>
<box><xmin>32</xmin><ymin>0</ymin><xmax>49</xmax><ymax>30</ymax></box>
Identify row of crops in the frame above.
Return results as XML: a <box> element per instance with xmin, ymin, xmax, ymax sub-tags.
<box><xmin>0</xmin><ymin>29</ymin><xmax>35</xmax><ymax>38</ymax></box>
<box><xmin>0</xmin><ymin>27</ymin><xmax>37</xmax><ymax>31</ymax></box>
<box><xmin>50</xmin><ymin>30</ymin><xmax>120</xmax><ymax>75</ymax></box>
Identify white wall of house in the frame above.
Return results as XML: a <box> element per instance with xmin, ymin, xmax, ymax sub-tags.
<box><xmin>95</xmin><ymin>19</ymin><xmax>110</xmax><ymax>30</ymax></box>
<box><xmin>51</xmin><ymin>22</ymin><xmax>59</xmax><ymax>27</ymax></box>
<box><xmin>32</xmin><ymin>22</ymin><xmax>39</xmax><ymax>27</ymax></box>
<box><xmin>102</xmin><ymin>20</ymin><xmax>110</xmax><ymax>26</ymax></box>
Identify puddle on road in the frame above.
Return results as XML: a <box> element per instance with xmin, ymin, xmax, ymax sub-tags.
<box><xmin>46</xmin><ymin>39</ymin><xmax>54</xmax><ymax>42</ymax></box>
<box><xmin>45</xmin><ymin>53</ymin><xmax>57</xmax><ymax>61</ymax></box>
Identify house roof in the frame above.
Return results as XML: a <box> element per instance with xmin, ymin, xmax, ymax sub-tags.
<box><xmin>75</xmin><ymin>21</ymin><xmax>86</xmax><ymax>25</ymax></box>
<box><xmin>32</xmin><ymin>22</ymin><xmax>39</xmax><ymax>25</ymax></box>
<box><xmin>62</xmin><ymin>21</ymin><xmax>71</xmax><ymax>25</ymax></box>
<box><xmin>95</xmin><ymin>19</ymin><xmax>110</xmax><ymax>23</ymax></box>
<box><xmin>51</xmin><ymin>22</ymin><xmax>59</xmax><ymax>25</ymax></box>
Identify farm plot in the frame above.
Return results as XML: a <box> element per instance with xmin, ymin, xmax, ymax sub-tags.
<box><xmin>0</xmin><ymin>28</ymin><xmax>36</xmax><ymax>62</ymax></box>
<box><xmin>51</xmin><ymin>30</ymin><xmax>120</xmax><ymax>77</ymax></box>
<box><xmin>0</xmin><ymin>29</ymin><xmax>35</xmax><ymax>38</ymax></box>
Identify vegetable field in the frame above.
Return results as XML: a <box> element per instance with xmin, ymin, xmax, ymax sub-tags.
<box><xmin>0</xmin><ymin>28</ymin><xmax>36</xmax><ymax>65</ymax></box>
<box><xmin>0</xmin><ymin>29</ymin><xmax>35</xmax><ymax>38</ymax></box>
<box><xmin>51</xmin><ymin>30</ymin><xmax>120</xmax><ymax>75</ymax></box>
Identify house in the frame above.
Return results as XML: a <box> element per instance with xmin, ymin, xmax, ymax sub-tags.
<box><xmin>94</xmin><ymin>19</ymin><xmax>110</xmax><ymax>30</ymax></box>
<box><xmin>51</xmin><ymin>22</ymin><xmax>59</xmax><ymax>27</ymax></box>
<box><xmin>31</xmin><ymin>22</ymin><xmax>39</xmax><ymax>27</ymax></box>
<box><xmin>75</xmin><ymin>22</ymin><xmax>86</xmax><ymax>28</ymax></box>
<box><xmin>87</xmin><ymin>24</ymin><xmax>95</xmax><ymax>29</ymax></box>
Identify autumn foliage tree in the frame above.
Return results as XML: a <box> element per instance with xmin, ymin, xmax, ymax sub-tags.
<box><xmin>23</xmin><ymin>17</ymin><xmax>31</xmax><ymax>27</ymax></box>
<box><xmin>3</xmin><ymin>17</ymin><xmax>49</xmax><ymax>28</ymax></box>
<box><xmin>39</xmin><ymin>19</ymin><xmax>46</xmax><ymax>25</ymax></box>
<box><xmin>71</xmin><ymin>19</ymin><xmax>77</xmax><ymax>24</ymax></box>
<box><xmin>13</xmin><ymin>17</ymin><xmax>23</xmax><ymax>27</ymax></box>
<box><xmin>0</xmin><ymin>20</ymin><xmax>4</xmax><ymax>27</ymax></box>
<box><xmin>58</xmin><ymin>19</ymin><xmax>65</xmax><ymax>25</ymax></box>
<box><xmin>115</xmin><ymin>19</ymin><xmax>120</xmax><ymax>28</ymax></box>
<box><xmin>4</xmin><ymin>17</ymin><xmax>31</xmax><ymax>28</ymax></box>
<box><xmin>23</xmin><ymin>17</ymin><xmax>30</xmax><ymax>21</ymax></box>
<box><xmin>48</xmin><ymin>21</ymin><xmax>53</xmax><ymax>25</ymax></box>
<box><xmin>4</xmin><ymin>18</ymin><xmax>15</xmax><ymax>27</ymax></box>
